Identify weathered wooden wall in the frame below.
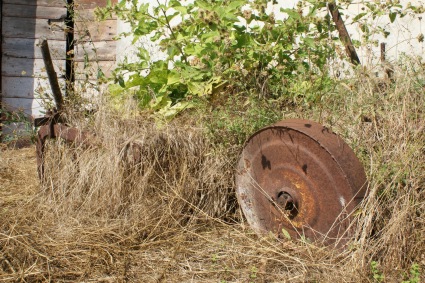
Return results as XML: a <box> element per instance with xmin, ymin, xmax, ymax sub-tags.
<box><xmin>73</xmin><ymin>0</ymin><xmax>117</xmax><ymax>94</ymax></box>
<box><xmin>2</xmin><ymin>0</ymin><xmax>67</xmax><ymax>119</ymax></box>
<box><xmin>1</xmin><ymin>0</ymin><xmax>117</xmax><ymax>124</ymax></box>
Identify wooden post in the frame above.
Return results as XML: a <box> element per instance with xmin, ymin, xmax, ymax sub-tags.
<box><xmin>39</xmin><ymin>37</ymin><xmax>64</xmax><ymax>111</ymax></box>
<box><xmin>328</xmin><ymin>2</ymin><xmax>361</xmax><ymax>65</ymax></box>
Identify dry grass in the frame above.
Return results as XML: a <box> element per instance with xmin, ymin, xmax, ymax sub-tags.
<box><xmin>1</xmin><ymin>65</ymin><xmax>424</xmax><ymax>282</ymax></box>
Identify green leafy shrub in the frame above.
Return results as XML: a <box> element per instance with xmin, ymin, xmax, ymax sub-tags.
<box><xmin>98</xmin><ymin>0</ymin><xmax>343</xmax><ymax>118</ymax></box>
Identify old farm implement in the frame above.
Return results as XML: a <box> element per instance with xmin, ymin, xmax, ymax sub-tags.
<box><xmin>35</xmin><ymin>4</ymin><xmax>368</xmax><ymax>247</ymax></box>
<box><xmin>235</xmin><ymin>120</ymin><xmax>367</xmax><ymax>246</ymax></box>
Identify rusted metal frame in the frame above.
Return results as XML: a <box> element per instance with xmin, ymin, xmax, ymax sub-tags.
<box><xmin>39</xmin><ymin>38</ymin><xmax>65</xmax><ymax>111</ymax></box>
<box><xmin>33</xmin><ymin>110</ymin><xmax>66</xmax><ymax>128</ymax></box>
<box><xmin>36</xmin><ymin>123</ymin><xmax>91</xmax><ymax>178</ymax></box>
<box><xmin>328</xmin><ymin>2</ymin><xmax>361</xmax><ymax>65</ymax></box>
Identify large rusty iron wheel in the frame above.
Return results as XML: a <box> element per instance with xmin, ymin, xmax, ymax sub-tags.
<box><xmin>36</xmin><ymin>124</ymin><xmax>91</xmax><ymax>179</ymax></box>
<box><xmin>236</xmin><ymin>119</ymin><xmax>368</xmax><ymax>247</ymax></box>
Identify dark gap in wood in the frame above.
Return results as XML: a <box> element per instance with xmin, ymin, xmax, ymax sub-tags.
<box><xmin>1</xmin><ymin>0</ymin><xmax>3</xmax><ymax>141</ymax></box>
<box><xmin>65</xmin><ymin>0</ymin><xmax>75</xmax><ymax>96</ymax></box>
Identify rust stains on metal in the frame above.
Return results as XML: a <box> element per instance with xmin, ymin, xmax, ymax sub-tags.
<box><xmin>36</xmin><ymin>122</ymin><xmax>92</xmax><ymax>179</ymax></box>
<box><xmin>235</xmin><ymin>119</ymin><xmax>368</xmax><ymax>247</ymax></box>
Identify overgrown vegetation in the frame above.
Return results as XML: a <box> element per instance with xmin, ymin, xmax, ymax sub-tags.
<box><xmin>97</xmin><ymin>0</ymin><xmax>346</xmax><ymax>119</ymax></box>
<box><xmin>93</xmin><ymin>0</ymin><xmax>425</xmax><ymax>148</ymax></box>
<box><xmin>0</xmin><ymin>108</ymin><xmax>36</xmax><ymax>145</ymax></box>
<box><xmin>1</xmin><ymin>64</ymin><xmax>424</xmax><ymax>281</ymax></box>
<box><xmin>97</xmin><ymin>0</ymin><xmax>423</xmax><ymax>121</ymax></box>
<box><xmin>1</xmin><ymin>0</ymin><xmax>424</xmax><ymax>282</ymax></box>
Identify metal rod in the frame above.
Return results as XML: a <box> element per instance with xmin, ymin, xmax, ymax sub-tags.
<box><xmin>39</xmin><ymin>37</ymin><xmax>64</xmax><ymax>111</ymax></box>
<box><xmin>328</xmin><ymin>2</ymin><xmax>361</xmax><ymax>65</ymax></box>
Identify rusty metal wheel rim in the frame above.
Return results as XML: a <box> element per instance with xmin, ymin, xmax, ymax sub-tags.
<box><xmin>236</xmin><ymin>119</ymin><xmax>367</xmax><ymax>246</ymax></box>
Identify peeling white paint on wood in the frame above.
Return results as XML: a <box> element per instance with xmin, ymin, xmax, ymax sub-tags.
<box><xmin>2</xmin><ymin>57</ymin><xmax>65</xmax><ymax>78</ymax></box>
<box><xmin>1</xmin><ymin>3</ymin><xmax>67</xmax><ymax>121</ymax></box>
<box><xmin>2</xmin><ymin>38</ymin><xmax>65</xmax><ymax>59</ymax></box>
<box><xmin>3</xmin><ymin>4</ymin><xmax>66</xmax><ymax>19</ymax></box>
<box><xmin>2</xmin><ymin>77</ymin><xmax>66</xmax><ymax>99</ymax></box>
<box><xmin>4</xmin><ymin>0</ymin><xmax>66</xmax><ymax>8</ymax></box>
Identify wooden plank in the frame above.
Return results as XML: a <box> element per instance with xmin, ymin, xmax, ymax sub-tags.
<box><xmin>74</xmin><ymin>19</ymin><xmax>116</xmax><ymax>41</ymax></box>
<box><xmin>3</xmin><ymin>4</ymin><xmax>66</xmax><ymax>19</ymax></box>
<box><xmin>75</xmin><ymin>0</ymin><xmax>118</xmax><ymax>9</ymax></box>
<box><xmin>2</xmin><ymin>38</ymin><xmax>66</xmax><ymax>59</ymax></box>
<box><xmin>2</xmin><ymin>77</ymin><xmax>66</xmax><ymax>99</ymax></box>
<box><xmin>74</xmin><ymin>40</ymin><xmax>116</xmax><ymax>61</ymax></box>
<box><xmin>75</xmin><ymin>60</ymin><xmax>115</xmax><ymax>80</ymax></box>
<box><xmin>2</xmin><ymin>97</ymin><xmax>46</xmax><ymax>117</ymax></box>
<box><xmin>3</xmin><ymin>0</ymin><xmax>67</xmax><ymax>7</ymax></box>
<box><xmin>2</xmin><ymin>77</ymin><xmax>40</xmax><ymax>99</ymax></box>
<box><xmin>2</xmin><ymin>57</ymin><xmax>66</xmax><ymax>78</ymax></box>
<box><xmin>2</xmin><ymin>1</ymin><xmax>118</xmax><ymax>11</ymax></box>
<box><xmin>75</xmin><ymin>7</ymin><xmax>117</xmax><ymax>21</ymax></box>
<box><xmin>2</xmin><ymin>38</ymin><xmax>115</xmax><ymax>61</ymax></box>
<box><xmin>3</xmin><ymin>17</ymin><xmax>66</xmax><ymax>40</ymax></box>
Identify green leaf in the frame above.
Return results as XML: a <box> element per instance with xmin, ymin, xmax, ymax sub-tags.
<box><xmin>281</xmin><ymin>8</ymin><xmax>301</xmax><ymax>20</ymax></box>
<box><xmin>195</xmin><ymin>0</ymin><xmax>210</xmax><ymax>9</ymax></box>
<box><xmin>201</xmin><ymin>31</ymin><xmax>220</xmax><ymax>43</ymax></box>
<box><xmin>97</xmin><ymin>68</ymin><xmax>105</xmax><ymax>79</ymax></box>
<box><xmin>173</xmin><ymin>5</ymin><xmax>187</xmax><ymax>15</ymax></box>
<box><xmin>138</xmin><ymin>48</ymin><xmax>150</xmax><ymax>62</ymax></box>
<box><xmin>352</xmin><ymin>12</ymin><xmax>367</xmax><ymax>22</ymax></box>
<box><xmin>169</xmin><ymin>0</ymin><xmax>182</xmax><ymax>7</ymax></box>
<box><xmin>187</xmin><ymin>81</ymin><xmax>208</xmax><ymax>96</ymax></box>
<box><xmin>150</xmin><ymin>94</ymin><xmax>170</xmax><ymax>110</ymax></box>
<box><xmin>167</xmin><ymin>71</ymin><xmax>181</xmax><ymax>85</ymax></box>
<box><xmin>118</xmin><ymin>76</ymin><xmax>125</xmax><ymax>88</ymax></box>
<box><xmin>303</xmin><ymin>37</ymin><xmax>315</xmax><ymax>47</ymax></box>
<box><xmin>389</xmin><ymin>12</ymin><xmax>397</xmax><ymax>23</ymax></box>
<box><xmin>226</xmin><ymin>1</ymin><xmax>245</xmax><ymax>11</ymax></box>
<box><xmin>281</xmin><ymin>228</ymin><xmax>291</xmax><ymax>240</ymax></box>
<box><xmin>108</xmin><ymin>84</ymin><xmax>124</xmax><ymax>97</ymax></box>
<box><xmin>157</xmin><ymin>101</ymin><xmax>194</xmax><ymax>119</ymax></box>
